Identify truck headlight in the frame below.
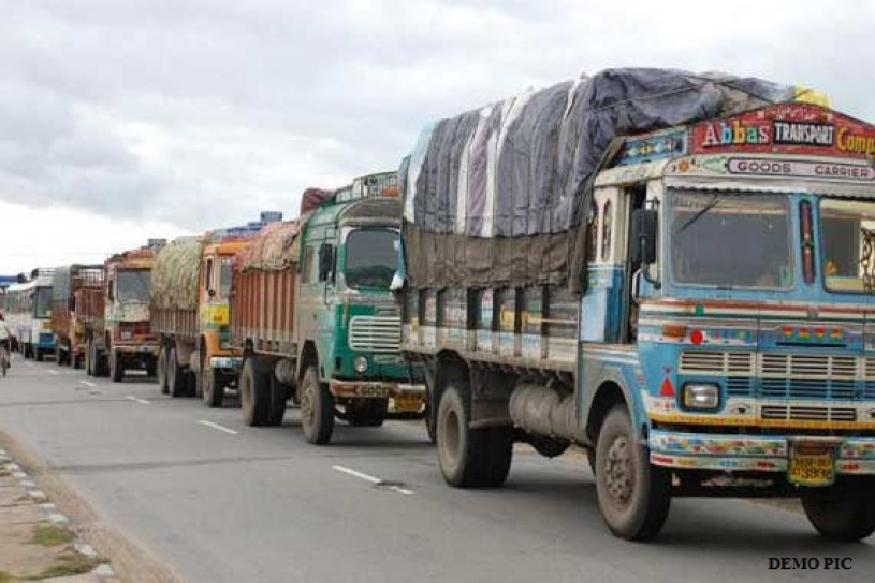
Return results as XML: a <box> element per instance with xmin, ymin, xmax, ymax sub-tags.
<box><xmin>683</xmin><ymin>384</ymin><xmax>719</xmax><ymax>410</ymax></box>
<box><xmin>353</xmin><ymin>356</ymin><xmax>368</xmax><ymax>373</ymax></box>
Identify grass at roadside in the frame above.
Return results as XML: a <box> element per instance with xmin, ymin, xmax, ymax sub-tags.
<box><xmin>19</xmin><ymin>553</ymin><xmax>104</xmax><ymax>581</ymax></box>
<box><xmin>30</xmin><ymin>525</ymin><xmax>75</xmax><ymax>547</ymax></box>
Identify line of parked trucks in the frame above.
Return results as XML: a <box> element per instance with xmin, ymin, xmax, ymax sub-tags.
<box><xmin>2</xmin><ymin>68</ymin><xmax>874</xmax><ymax>543</ymax></box>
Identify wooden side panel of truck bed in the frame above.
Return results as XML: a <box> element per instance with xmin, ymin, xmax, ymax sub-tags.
<box><xmin>231</xmin><ymin>269</ymin><xmax>296</xmax><ymax>355</ymax></box>
<box><xmin>151</xmin><ymin>308</ymin><xmax>198</xmax><ymax>341</ymax></box>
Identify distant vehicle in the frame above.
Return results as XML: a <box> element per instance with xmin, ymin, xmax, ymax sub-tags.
<box><xmin>4</xmin><ymin>269</ymin><xmax>55</xmax><ymax>361</ymax></box>
<box><xmin>51</xmin><ymin>265</ymin><xmax>104</xmax><ymax>369</ymax></box>
<box><xmin>151</xmin><ymin>235</ymin><xmax>251</xmax><ymax>406</ymax></box>
<box><xmin>229</xmin><ymin>173</ymin><xmax>426</xmax><ymax>443</ymax></box>
<box><xmin>398</xmin><ymin>69</ymin><xmax>875</xmax><ymax>541</ymax></box>
<box><xmin>86</xmin><ymin>246</ymin><xmax>160</xmax><ymax>381</ymax></box>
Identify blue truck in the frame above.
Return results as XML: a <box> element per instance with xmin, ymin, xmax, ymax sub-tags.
<box><xmin>397</xmin><ymin>69</ymin><xmax>875</xmax><ymax>540</ymax></box>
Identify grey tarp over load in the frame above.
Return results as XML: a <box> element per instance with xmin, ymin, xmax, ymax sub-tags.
<box><xmin>399</xmin><ymin>67</ymin><xmax>797</xmax><ymax>291</ymax></box>
<box><xmin>236</xmin><ymin>220</ymin><xmax>303</xmax><ymax>272</ymax></box>
<box><xmin>151</xmin><ymin>237</ymin><xmax>205</xmax><ymax>310</ymax></box>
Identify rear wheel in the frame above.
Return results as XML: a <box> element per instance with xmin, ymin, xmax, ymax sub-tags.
<box><xmin>168</xmin><ymin>346</ymin><xmax>186</xmax><ymax>397</ymax></box>
<box><xmin>240</xmin><ymin>357</ymin><xmax>271</xmax><ymax>426</ymax></box>
<box><xmin>110</xmin><ymin>349</ymin><xmax>123</xmax><ymax>383</ymax></box>
<box><xmin>436</xmin><ymin>384</ymin><xmax>513</xmax><ymax>488</ymax></box>
<box><xmin>801</xmin><ymin>476</ymin><xmax>875</xmax><ymax>542</ymax></box>
<box><xmin>266</xmin><ymin>378</ymin><xmax>289</xmax><ymax>427</ymax></box>
<box><xmin>300</xmin><ymin>366</ymin><xmax>334</xmax><ymax>444</ymax></box>
<box><xmin>157</xmin><ymin>346</ymin><xmax>168</xmax><ymax>394</ymax></box>
<box><xmin>595</xmin><ymin>405</ymin><xmax>671</xmax><ymax>541</ymax></box>
<box><xmin>202</xmin><ymin>368</ymin><xmax>224</xmax><ymax>408</ymax></box>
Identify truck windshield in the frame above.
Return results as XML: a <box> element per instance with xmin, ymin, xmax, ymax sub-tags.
<box><xmin>821</xmin><ymin>198</ymin><xmax>875</xmax><ymax>294</ymax></box>
<box><xmin>34</xmin><ymin>287</ymin><xmax>52</xmax><ymax>318</ymax></box>
<box><xmin>219</xmin><ymin>257</ymin><xmax>233</xmax><ymax>299</ymax></box>
<box><xmin>117</xmin><ymin>269</ymin><xmax>151</xmax><ymax>302</ymax></box>
<box><xmin>344</xmin><ymin>229</ymin><xmax>398</xmax><ymax>290</ymax></box>
<box><xmin>670</xmin><ymin>190</ymin><xmax>792</xmax><ymax>289</ymax></box>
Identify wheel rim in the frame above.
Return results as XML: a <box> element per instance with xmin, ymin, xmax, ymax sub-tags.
<box><xmin>605</xmin><ymin>435</ymin><xmax>634</xmax><ymax>507</ymax></box>
<box><xmin>442</xmin><ymin>408</ymin><xmax>461</xmax><ymax>467</ymax></box>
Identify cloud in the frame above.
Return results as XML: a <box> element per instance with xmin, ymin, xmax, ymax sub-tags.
<box><xmin>0</xmin><ymin>0</ymin><xmax>872</xmax><ymax>270</ymax></box>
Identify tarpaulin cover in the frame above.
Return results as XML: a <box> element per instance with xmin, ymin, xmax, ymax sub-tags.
<box><xmin>236</xmin><ymin>220</ymin><xmax>303</xmax><ymax>271</ymax></box>
<box><xmin>400</xmin><ymin>67</ymin><xmax>796</xmax><ymax>289</ymax></box>
<box><xmin>301</xmin><ymin>188</ymin><xmax>335</xmax><ymax>215</ymax></box>
<box><xmin>151</xmin><ymin>237</ymin><xmax>205</xmax><ymax>310</ymax></box>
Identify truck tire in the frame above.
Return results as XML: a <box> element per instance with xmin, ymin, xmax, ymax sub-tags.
<box><xmin>241</xmin><ymin>358</ymin><xmax>272</xmax><ymax>426</ymax></box>
<box><xmin>202</xmin><ymin>368</ymin><xmax>224</xmax><ymax>408</ymax></box>
<box><xmin>436</xmin><ymin>383</ymin><xmax>513</xmax><ymax>488</ymax></box>
<box><xmin>168</xmin><ymin>346</ymin><xmax>186</xmax><ymax>397</ymax></box>
<box><xmin>595</xmin><ymin>405</ymin><xmax>671</xmax><ymax>541</ymax></box>
<box><xmin>424</xmin><ymin>395</ymin><xmax>436</xmax><ymax>443</ymax></box>
<box><xmin>157</xmin><ymin>346</ymin><xmax>169</xmax><ymax>394</ymax></box>
<box><xmin>35</xmin><ymin>348</ymin><xmax>44</xmax><ymax>362</ymax></box>
<box><xmin>85</xmin><ymin>340</ymin><xmax>94</xmax><ymax>376</ymax></box>
<box><xmin>110</xmin><ymin>349</ymin><xmax>123</xmax><ymax>383</ymax></box>
<box><xmin>72</xmin><ymin>350</ymin><xmax>82</xmax><ymax>370</ymax></box>
<box><xmin>801</xmin><ymin>476</ymin><xmax>875</xmax><ymax>541</ymax></box>
<box><xmin>300</xmin><ymin>366</ymin><xmax>334</xmax><ymax>444</ymax></box>
<box><xmin>266</xmin><ymin>378</ymin><xmax>289</xmax><ymax>427</ymax></box>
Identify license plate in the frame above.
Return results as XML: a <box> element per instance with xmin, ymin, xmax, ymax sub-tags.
<box><xmin>788</xmin><ymin>443</ymin><xmax>835</xmax><ymax>487</ymax></box>
<box><xmin>392</xmin><ymin>397</ymin><xmax>423</xmax><ymax>413</ymax></box>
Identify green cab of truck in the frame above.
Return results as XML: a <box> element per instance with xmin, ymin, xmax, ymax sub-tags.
<box><xmin>231</xmin><ymin>173</ymin><xmax>425</xmax><ymax>444</ymax></box>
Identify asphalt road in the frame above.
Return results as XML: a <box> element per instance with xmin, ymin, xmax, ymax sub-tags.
<box><xmin>0</xmin><ymin>355</ymin><xmax>873</xmax><ymax>583</ymax></box>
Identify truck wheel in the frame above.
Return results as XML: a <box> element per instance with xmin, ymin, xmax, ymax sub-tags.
<box><xmin>72</xmin><ymin>351</ymin><xmax>82</xmax><ymax>370</ymax></box>
<box><xmin>202</xmin><ymin>369</ymin><xmax>224</xmax><ymax>408</ymax></box>
<box><xmin>266</xmin><ymin>378</ymin><xmax>289</xmax><ymax>427</ymax></box>
<box><xmin>157</xmin><ymin>346</ymin><xmax>169</xmax><ymax>394</ymax></box>
<box><xmin>436</xmin><ymin>383</ymin><xmax>513</xmax><ymax>488</ymax></box>
<box><xmin>85</xmin><ymin>340</ymin><xmax>93</xmax><ymax>376</ymax></box>
<box><xmin>168</xmin><ymin>347</ymin><xmax>186</xmax><ymax>397</ymax></box>
<box><xmin>35</xmin><ymin>349</ymin><xmax>44</xmax><ymax>362</ymax></box>
<box><xmin>424</xmin><ymin>396</ymin><xmax>437</xmax><ymax>444</ymax></box>
<box><xmin>110</xmin><ymin>349</ymin><xmax>123</xmax><ymax>383</ymax></box>
<box><xmin>240</xmin><ymin>358</ymin><xmax>271</xmax><ymax>426</ymax></box>
<box><xmin>300</xmin><ymin>366</ymin><xmax>334</xmax><ymax>444</ymax></box>
<box><xmin>56</xmin><ymin>346</ymin><xmax>65</xmax><ymax>366</ymax></box>
<box><xmin>595</xmin><ymin>405</ymin><xmax>671</xmax><ymax>541</ymax></box>
<box><xmin>801</xmin><ymin>476</ymin><xmax>875</xmax><ymax>541</ymax></box>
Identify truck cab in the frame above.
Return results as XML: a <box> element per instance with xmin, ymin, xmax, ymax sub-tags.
<box><xmin>294</xmin><ymin>173</ymin><xmax>425</xmax><ymax>442</ymax></box>
<box><xmin>196</xmin><ymin>240</ymin><xmax>248</xmax><ymax>405</ymax></box>
<box><xmin>578</xmin><ymin>103</ymin><xmax>875</xmax><ymax>539</ymax></box>
<box><xmin>103</xmin><ymin>249</ymin><xmax>160</xmax><ymax>382</ymax></box>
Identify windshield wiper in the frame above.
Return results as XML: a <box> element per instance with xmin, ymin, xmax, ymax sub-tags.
<box><xmin>677</xmin><ymin>195</ymin><xmax>719</xmax><ymax>234</ymax></box>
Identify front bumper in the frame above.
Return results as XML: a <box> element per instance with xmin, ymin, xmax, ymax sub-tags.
<box><xmin>115</xmin><ymin>344</ymin><xmax>159</xmax><ymax>356</ymax></box>
<box><xmin>210</xmin><ymin>356</ymin><xmax>243</xmax><ymax>371</ymax></box>
<box><xmin>649</xmin><ymin>430</ymin><xmax>875</xmax><ymax>475</ymax></box>
<box><xmin>329</xmin><ymin>380</ymin><xmax>426</xmax><ymax>402</ymax></box>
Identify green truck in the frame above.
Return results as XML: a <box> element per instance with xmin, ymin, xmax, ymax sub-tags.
<box><xmin>230</xmin><ymin>172</ymin><xmax>426</xmax><ymax>443</ymax></box>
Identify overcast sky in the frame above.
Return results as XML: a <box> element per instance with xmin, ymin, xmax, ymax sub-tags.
<box><xmin>0</xmin><ymin>0</ymin><xmax>873</xmax><ymax>273</ymax></box>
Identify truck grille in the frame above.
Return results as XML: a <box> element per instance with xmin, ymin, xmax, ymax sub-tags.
<box><xmin>760</xmin><ymin>404</ymin><xmax>858</xmax><ymax>422</ymax></box>
<box><xmin>349</xmin><ymin>316</ymin><xmax>400</xmax><ymax>353</ymax></box>
<box><xmin>679</xmin><ymin>351</ymin><xmax>873</xmax><ymax>401</ymax></box>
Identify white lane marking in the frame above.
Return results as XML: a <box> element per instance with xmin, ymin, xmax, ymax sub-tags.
<box><xmin>47</xmin><ymin>370</ymin><xmax>59</xmax><ymax>376</ymax></box>
<box><xmin>333</xmin><ymin>465</ymin><xmax>380</xmax><ymax>483</ymax></box>
<box><xmin>79</xmin><ymin>380</ymin><xmax>97</xmax><ymax>387</ymax></box>
<box><xmin>332</xmin><ymin>465</ymin><xmax>414</xmax><ymax>495</ymax></box>
<box><xmin>198</xmin><ymin>420</ymin><xmax>238</xmax><ymax>435</ymax></box>
<box><xmin>126</xmin><ymin>396</ymin><xmax>150</xmax><ymax>405</ymax></box>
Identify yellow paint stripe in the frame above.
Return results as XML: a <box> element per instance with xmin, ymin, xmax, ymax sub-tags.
<box><xmin>649</xmin><ymin>413</ymin><xmax>875</xmax><ymax>431</ymax></box>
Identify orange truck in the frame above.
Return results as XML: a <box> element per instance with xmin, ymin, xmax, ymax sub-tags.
<box><xmin>86</xmin><ymin>246</ymin><xmax>161</xmax><ymax>381</ymax></box>
<box><xmin>151</xmin><ymin>236</ymin><xmax>250</xmax><ymax>406</ymax></box>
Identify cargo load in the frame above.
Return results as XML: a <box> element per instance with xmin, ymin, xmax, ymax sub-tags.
<box><xmin>151</xmin><ymin>237</ymin><xmax>206</xmax><ymax>311</ymax></box>
<box><xmin>235</xmin><ymin>221</ymin><xmax>303</xmax><ymax>272</ymax></box>
<box><xmin>400</xmin><ymin>67</ymin><xmax>799</xmax><ymax>290</ymax></box>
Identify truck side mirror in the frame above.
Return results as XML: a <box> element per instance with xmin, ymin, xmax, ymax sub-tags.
<box><xmin>319</xmin><ymin>243</ymin><xmax>335</xmax><ymax>282</ymax></box>
<box><xmin>631</xmin><ymin>209</ymin><xmax>658</xmax><ymax>265</ymax></box>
